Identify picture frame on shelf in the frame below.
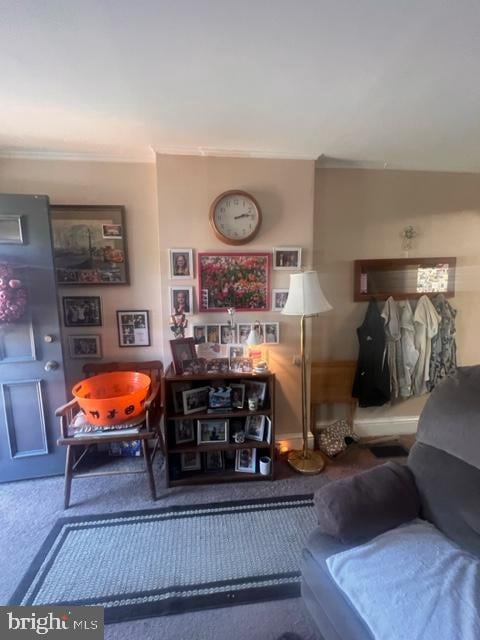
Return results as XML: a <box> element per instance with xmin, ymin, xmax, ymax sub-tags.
<box><xmin>116</xmin><ymin>310</ymin><xmax>150</xmax><ymax>347</ymax></box>
<box><xmin>175</xmin><ymin>419</ymin><xmax>196</xmax><ymax>444</ymax></box>
<box><xmin>230</xmin><ymin>383</ymin><xmax>245</xmax><ymax>409</ymax></box>
<box><xmin>273</xmin><ymin>247</ymin><xmax>302</xmax><ymax>271</ymax></box>
<box><xmin>205</xmin><ymin>358</ymin><xmax>230</xmax><ymax>374</ymax></box>
<box><xmin>197</xmin><ymin>419</ymin><xmax>229</xmax><ymax>444</ymax></box>
<box><xmin>235</xmin><ymin>448</ymin><xmax>257</xmax><ymax>473</ymax></box>
<box><xmin>198</xmin><ymin>252</ymin><xmax>271</xmax><ymax>312</ymax></box>
<box><xmin>228</xmin><ymin>344</ymin><xmax>244</xmax><ymax>361</ymax></box>
<box><xmin>181</xmin><ymin>452</ymin><xmax>201</xmax><ymax>471</ymax></box>
<box><xmin>264</xmin><ymin>322</ymin><xmax>280</xmax><ymax>344</ymax></box>
<box><xmin>193</xmin><ymin>324</ymin><xmax>206</xmax><ymax>344</ymax></box>
<box><xmin>182</xmin><ymin>358</ymin><xmax>207</xmax><ymax>374</ymax></box>
<box><xmin>242</xmin><ymin>379</ymin><xmax>267</xmax><ymax>408</ymax></box>
<box><xmin>171</xmin><ymin>382</ymin><xmax>193</xmax><ymax>413</ymax></box>
<box><xmin>182</xmin><ymin>386</ymin><xmax>209</xmax><ymax>414</ymax></box>
<box><xmin>204</xmin><ymin>450</ymin><xmax>225</xmax><ymax>472</ymax></box>
<box><xmin>62</xmin><ymin>296</ymin><xmax>102</xmax><ymax>327</ymax></box>
<box><xmin>230</xmin><ymin>357</ymin><xmax>254</xmax><ymax>374</ymax></box>
<box><xmin>50</xmin><ymin>205</ymin><xmax>128</xmax><ymax>284</ymax></box>
<box><xmin>245</xmin><ymin>414</ymin><xmax>266</xmax><ymax>442</ymax></box>
<box><xmin>170</xmin><ymin>337</ymin><xmax>196</xmax><ymax>374</ymax></box>
<box><xmin>170</xmin><ymin>286</ymin><xmax>193</xmax><ymax>316</ymax></box>
<box><xmin>68</xmin><ymin>335</ymin><xmax>102</xmax><ymax>359</ymax></box>
<box><xmin>169</xmin><ymin>248</ymin><xmax>194</xmax><ymax>279</ymax></box>
<box><xmin>272</xmin><ymin>289</ymin><xmax>289</xmax><ymax>311</ymax></box>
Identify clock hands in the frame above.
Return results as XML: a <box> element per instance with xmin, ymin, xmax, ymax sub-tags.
<box><xmin>234</xmin><ymin>213</ymin><xmax>254</xmax><ymax>220</ymax></box>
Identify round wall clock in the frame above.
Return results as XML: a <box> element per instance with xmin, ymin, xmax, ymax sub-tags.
<box><xmin>209</xmin><ymin>190</ymin><xmax>262</xmax><ymax>245</ymax></box>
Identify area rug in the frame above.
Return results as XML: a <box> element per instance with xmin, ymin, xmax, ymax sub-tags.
<box><xmin>10</xmin><ymin>494</ymin><xmax>316</xmax><ymax>623</ymax></box>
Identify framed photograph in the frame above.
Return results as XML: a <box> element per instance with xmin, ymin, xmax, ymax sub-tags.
<box><xmin>170</xmin><ymin>338</ymin><xmax>196</xmax><ymax>374</ymax></box>
<box><xmin>204</xmin><ymin>450</ymin><xmax>225</xmax><ymax>472</ymax></box>
<box><xmin>205</xmin><ymin>358</ymin><xmax>230</xmax><ymax>374</ymax></box>
<box><xmin>182</xmin><ymin>386</ymin><xmax>209</xmax><ymax>415</ymax></box>
<box><xmin>230</xmin><ymin>357</ymin><xmax>253</xmax><ymax>373</ymax></box>
<box><xmin>181</xmin><ymin>452</ymin><xmax>201</xmax><ymax>471</ymax></box>
<box><xmin>50</xmin><ymin>205</ymin><xmax>128</xmax><ymax>284</ymax></box>
<box><xmin>171</xmin><ymin>382</ymin><xmax>192</xmax><ymax>413</ymax></box>
<box><xmin>272</xmin><ymin>289</ymin><xmax>289</xmax><ymax>311</ymax></box>
<box><xmin>68</xmin><ymin>335</ymin><xmax>102</xmax><ymax>359</ymax></box>
<box><xmin>228</xmin><ymin>344</ymin><xmax>244</xmax><ymax>361</ymax></box>
<box><xmin>206</xmin><ymin>324</ymin><xmax>220</xmax><ymax>344</ymax></box>
<box><xmin>62</xmin><ymin>296</ymin><xmax>102</xmax><ymax>327</ymax></box>
<box><xmin>220</xmin><ymin>324</ymin><xmax>235</xmax><ymax>344</ymax></box>
<box><xmin>182</xmin><ymin>358</ymin><xmax>207</xmax><ymax>374</ymax></box>
<box><xmin>264</xmin><ymin>322</ymin><xmax>280</xmax><ymax>344</ymax></box>
<box><xmin>235</xmin><ymin>448</ymin><xmax>257</xmax><ymax>473</ymax></box>
<box><xmin>197</xmin><ymin>342</ymin><xmax>227</xmax><ymax>360</ymax></box>
<box><xmin>230</xmin><ymin>383</ymin><xmax>245</xmax><ymax>409</ymax></box>
<box><xmin>245</xmin><ymin>414</ymin><xmax>266</xmax><ymax>442</ymax></box>
<box><xmin>197</xmin><ymin>419</ymin><xmax>228</xmax><ymax>444</ymax></box>
<box><xmin>198</xmin><ymin>252</ymin><xmax>271</xmax><ymax>312</ymax></box>
<box><xmin>169</xmin><ymin>249</ymin><xmax>194</xmax><ymax>279</ymax></box>
<box><xmin>193</xmin><ymin>324</ymin><xmax>206</xmax><ymax>344</ymax></box>
<box><xmin>0</xmin><ymin>215</ymin><xmax>24</xmax><ymax>244</ymax></box>
<box><xmin>237</xmin><ymin>323</ymin><xmax>252</xmax><ymax>345</ymax></box>
<box><xmin>116</xmin><ymin>310</ymin><xmax>150</xmax><ymax>347</ymax></box>
<box><xmin>242</xmin><ymin>379</ymin><xmax>267</xmax><ymax>408</ymax></box>
<box><xmin>170</xmin><ymin>286</ymin><xmax>193</xmax><ymax>316</ymax></box>
<box><xmin>175</xmin><ymin>419</ymin><xmax>195</xmax><ymax>444</ymax></box>
<box><xmin>273</xmin><ymin>247</ymin><xmax>302</xmax><ymax>271</ymax></box>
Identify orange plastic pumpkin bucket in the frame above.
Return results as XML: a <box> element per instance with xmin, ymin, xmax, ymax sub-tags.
<box><xmin>72</xmin><ymin>371</ymin><xmax>151</xmax><ymax>426</ymax></box>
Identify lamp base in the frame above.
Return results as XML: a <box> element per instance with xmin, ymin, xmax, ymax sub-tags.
<box><xmin>287</xmin><ymin>449</ymin><xmax>325</xmax><ymax>475</ymax></box>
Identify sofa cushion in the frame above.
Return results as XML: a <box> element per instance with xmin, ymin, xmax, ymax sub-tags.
<box><xmin>314</xmin><ymin>461</ymin><xmax>420</xmax><ymax>544</ymax></box>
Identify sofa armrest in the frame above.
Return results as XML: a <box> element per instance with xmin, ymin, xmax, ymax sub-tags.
<box><xmin>314</xmin><ymin>462</ymin><xmax>420</xmax><ymax>545</ymax></box>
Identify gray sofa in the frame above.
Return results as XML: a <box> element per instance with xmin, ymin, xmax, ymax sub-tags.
<box><xmin>302</xmin><ymin>366</ymin><xmax>480</xmax><ymax>640</ymax></box>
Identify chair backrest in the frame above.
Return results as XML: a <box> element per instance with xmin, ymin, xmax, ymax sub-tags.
<box><xmin>310</xmin><ymin>361</ymin><xmax>357</xmax><ymax>426</ymax></box>
<box><xmin>82</xmin><ymin>360</ymin><xmax>163</xmax><ymax>384</ymax></box>
<box><xmin>408</xmin><ymin>366</ymin><xmax>480</xmax><ymax>557</ymax></box>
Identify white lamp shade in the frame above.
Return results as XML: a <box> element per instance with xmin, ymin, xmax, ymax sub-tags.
<box><xmin>246</xmin><ymin>323</ymin><xmax>263</xmax><ymax>346</ymax></box>
<box><xmin>281</xmin><ymin>271</ymin><xmax>332</xmax><ymax>317</ymax></box>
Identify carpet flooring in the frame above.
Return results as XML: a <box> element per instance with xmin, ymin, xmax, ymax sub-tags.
<box><xmin>0</xmin><ymin>446</ymin><xmax>392</xmax><ymax>640</ymax></box>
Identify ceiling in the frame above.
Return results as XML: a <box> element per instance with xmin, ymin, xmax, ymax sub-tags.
<box><xmin>2</xmin><ymin>0</ymin><xmax>480</xmax><ymax>171</ymax></box>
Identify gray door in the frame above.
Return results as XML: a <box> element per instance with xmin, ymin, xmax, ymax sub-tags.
<box><xmin>0</xmin><ymin>194</ymin><xmax>66</xmax><ymax>482</ymax></box>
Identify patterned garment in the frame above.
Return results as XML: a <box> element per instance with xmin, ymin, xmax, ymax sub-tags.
<box><xmin>381</xmin><ymin>296</ymin><xmax>402</xmax><ymax>399</ymax></box>
<box><xmin>428</xmin><ymin>294</ymin><xmax>457</xmax><ymax>390</ymax></box>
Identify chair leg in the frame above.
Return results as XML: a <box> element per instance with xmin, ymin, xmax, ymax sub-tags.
<box><xmin>142</xmin><ymin>440</ymin><xmax>156</xmax><ymax>501</ymax></box>
<box><xmin>64</xmin><ymin>445</ymin><xmax>74</xmax><ymax>509</ymax></box>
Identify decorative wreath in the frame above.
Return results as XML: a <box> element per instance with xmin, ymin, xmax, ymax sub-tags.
<box><xmin>0</xmin><ymin>263</ymin><xmax>28</xmax><ymax>323</ymax></box>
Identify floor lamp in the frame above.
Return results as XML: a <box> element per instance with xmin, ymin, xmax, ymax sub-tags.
<box><xmin>282</xmin><ymin>271</ymin><xmax>332</xmax><ymax>474</ymax></box>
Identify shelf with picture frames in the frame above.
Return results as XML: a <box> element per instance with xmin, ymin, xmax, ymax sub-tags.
<box><xmin>161</xmin><ymin>364</ymin><xmax>276</xmax><ymax>487</ymax></box>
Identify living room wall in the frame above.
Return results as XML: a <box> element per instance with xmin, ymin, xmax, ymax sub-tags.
<box><xmin>155</xmin><ymin>154</ymin><xmax>316</xmax><ymax>441</ymax></box>
<box><xmin>312</xmin><ymin>167</ymin><xmax>480</xmax><ymax>431</ymax></box>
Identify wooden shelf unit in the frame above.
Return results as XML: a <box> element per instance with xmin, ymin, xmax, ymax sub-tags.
<box><xmin>162</xmin><ymin>364</ymin><xmax>275</xmax><ymax>487</ymax></box>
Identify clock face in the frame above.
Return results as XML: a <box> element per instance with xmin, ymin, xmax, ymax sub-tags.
<box><xmin>210</xmin><ymin>190</ymin><xmax>262</xmax><ymax>245</ymax></box>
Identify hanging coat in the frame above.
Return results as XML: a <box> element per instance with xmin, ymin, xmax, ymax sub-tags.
<box><xmin>412</xmin><ymin>295</ymin><xmax>441</xmax><ymax>396</ymax></box>
<box><xmin>381</xmin><ymin>296</ymin><xmax>402</xmax><ymax>400</ymax></box>
<box><xmin>428</xmin><ymin>294</ymin><xmax>457</xmax><ymax>390</ymax></box>
<box><xmin>398</xmin><ymin>300</ymin><xmax>419</xmax><ymax>398</ymax></box>
<box><xmin>352</xmin><ymin>300</ymin><xmax>390</xmax><ymax>407</ymax></box>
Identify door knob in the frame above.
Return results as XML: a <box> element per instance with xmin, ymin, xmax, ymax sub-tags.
<box><xmin>44</xmin><ymin>335</ymin><xmax>54</xmax><ymax>343</ymax></box>
<box><xmin>44</xmin><ymin>360</ymin><xmax>59</xmax><ymax>371</ymax></box>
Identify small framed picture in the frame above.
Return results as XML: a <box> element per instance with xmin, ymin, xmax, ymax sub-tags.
<box><xmin>62</xmin><ymin>296</ymin><xmax>102</xmax><ymax>327</ymax></box>
<box><xmin>204</xmin><ymin>450</ymin><xmax>225</xmax><ymax>472</ymax></box>
<box><xmin>245</xmin><ymin>414</ymin><xmax>266</xmax><ymax>442</ymax></box>
<box><xmin>205</xmin><ymin>358</ymin><xmax>230</xmax><ymax>374</ymax></box>
<box><xmin>242</xmin><ymin>379</ymin><xmax>267</xmax><ymax>408</ymax></box>
<box><xmin>272</xmin><ymin>289</ymin><xmax>289</xmax><ymax>311</ymax></box>
<box><xmin>237</xmin><ymin>323</ymin><xmax>252</xmax><ymax>345</ymax></box>
<box><xmin>273</xmin><ymin>247</ymin><xmax>302</xmax><ymax>270</ymax></box>
<box><xmin>182</xmin><ymin>358</ymin><xmax>207</xmax><ymax>374</ymax></box>
<box><xmin>102</xmin><ymin>223</ymin><xmax>123</xmax><ymax>239</ymax></box>
<box><xmin>228</xmin><ymin>344</ymin><xmax>244</xmax><ymax>361</ymax></box>
<box><xmin>206</xmin><ymin>324</ymin><xmax>220</xmax><ymax>344</ymax></box>
<box><xmin>235</xmin><ymin>448</ymin><xmax>257</xmax><ymax>473</ymax></box>
<box><xmin>172</xmin><ymin>382</ymin><xmax>193</xmax><ymax>413</ymax></box>
<box><xmin>198</xmin><ymin>419</ymin><xmax>228</xmax><ymax>444</ymax></box>
<box><xmin>264</xmin><ymin>322</ymin><xmax>280</xmax><ymax>344</ymax></box>
<box><xmin>170</xmin><ymin>286</ymin><xmax>193</xmax><ymax>315</ymax></box>
<box><xmin>169</xmin><ymin>249</ymin><xmax>194</xmax><ymax>279</ymax></box>
<box><xmin>181</xmin><ymin>452</ymin><xmax>201</xmax><ymax>471</ymax></box>
<box><xmin>230</xmin><ymin>357</ymin><xmax>254</xmax><ymax>374</ymax></box>
<box><xmin>170</xmin><ymin>338</ymin><xmax>196</xmax><ymax>374</ymax></box>
<box><xmin>68</xmin><ymin>335</ymin><xmax>102</xmax><ymax>359</ymax></box>
<box><xmin>117</xmin><ymin>310</ymin><xmax>150</xmax><ymax>347</ymax></box>
<box><xmin>182</xmin><ymin>386</ymin><xmax>209</xmax><ymax>414</ymax></box>
<box><xmin>175</xmin><ymin>419</ymin><xmax>195</xmax><ymax>444</ymax></box>
<box><xmin>193</xmin><ymin>324</ymin><xmax>206</xmax><ymax>344</ymax></box>
<box><xmin>220</xmin><ymin>324</ymin><xmax>235</xmax><ymax>344</ymax></box>
<box><xmin>230</xmin><ymin>383</ymin><xmax>245</xmax><ymax>409</ymax></box>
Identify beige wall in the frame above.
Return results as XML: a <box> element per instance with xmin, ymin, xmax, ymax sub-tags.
<box><xmin>0</xmin><ymin>158</ymin><xmax>162</xmax><ymax>386</ymax></box>
<box><xmin>313</xmin><ymin>168</ymin><xmax>480</xmax><ymax>424</ymax></box>
<box><xmin>156</xmin><ymin>154</ymin><xmax>316</xmax><ymax>438</ymax></box>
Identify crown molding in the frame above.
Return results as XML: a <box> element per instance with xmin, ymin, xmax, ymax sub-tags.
<box><xmin>154</xmin><ymin>145</ymin><xmax>316</xmax><ymax>161</ymax></box>
<box><xmin>0</xmin><ymin>148</ymin><xmax>155</xmax><ymax>164</ymax></box>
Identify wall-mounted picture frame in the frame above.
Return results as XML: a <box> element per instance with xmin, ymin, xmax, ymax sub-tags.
<box><xmin>62</xmin><ymin>296</ymin><xmax>102</xmax><ymax>327</ymax></box>
<box><xmin>170</xmin><ymin>337</ymin><xmax>196</xmax><ymax>374</ymax></box>
<box><xmin>193</xmin><ymin>324</ymin><xmax>206</xmax><ymax>344</ymax></box>
<box><xmin>237</xmin><ymin>323</ymin><xmax>252</xmax><ymax>345</ymax></box>
<box><xmin>264</xmin><ymin>322</ymin><xmax>280</xmax><ymax>344</ymax></box>
<box><xmin>235</xmin><ymin>448</ymin><xmax>257</xmax><ymax>473</ymax></box>
<box><xmin>68</xmin><ymin>334</ymin><xmax>102</xmax><ymax>359</ymax></box>
<box><xmin>169</xmin><ymin>248</ymin><xmax>194</xmax><ymax>279</ymax></box>
<box><xmin>206</xmin><ymin>324</ymin><xmax>220</xmax><ymax>344</ymax></box>
<box><xmin>197</xmin><ymin>419</ymin><xmax>228</xmax><ymax>444</ymax></box>
<box><xmin>170</xmin><ymin>286</ymin><xmax>193</xmax><ymax>316</ymax></box>
<box><xmin>181</xmin><ymin>452</ymin><xmax>201</xmax><ymax>472</ymax></box>
<box><xmin>198</xmin><ymin>252</ymin><xmax>271</xmax><ymax>312</ymax></box>
<box><xmin>0</xmin><ymin>215</ymin><xmax>24</xmax><ymax>244</ymax></box>
<box><xmin>273</xmin><ymin>247</ymin><xmax>302</xmax><ymax>271</ymax></box>
<box><xmin>116</xmin><ymin>310</ymin><xmax>150</xmax><ymax>347</ymax></box>
<box><xmin>50</xmin><ymin>205</ymin><xmax>129</xmax><ymax>284</ymax></box>
<box><xmin>220</xmin><ymin>324</ymin><xmax>235</xmax><ymax>344</ymax></box>
<box><xmin>272</xmin><ymin>289</ymin><xmax>289</xmax><ymax>311</ymax></box>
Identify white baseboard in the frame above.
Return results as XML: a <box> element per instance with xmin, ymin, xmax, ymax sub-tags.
<box><xmin>353</xmin><ymin>416</ymin><xmax>418</xmax><ymax>437</ymax></box>
<box><xmin>275</xmin><ymin>431</ymin><xmax>315</xmax><ymax>452</ymax></box>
